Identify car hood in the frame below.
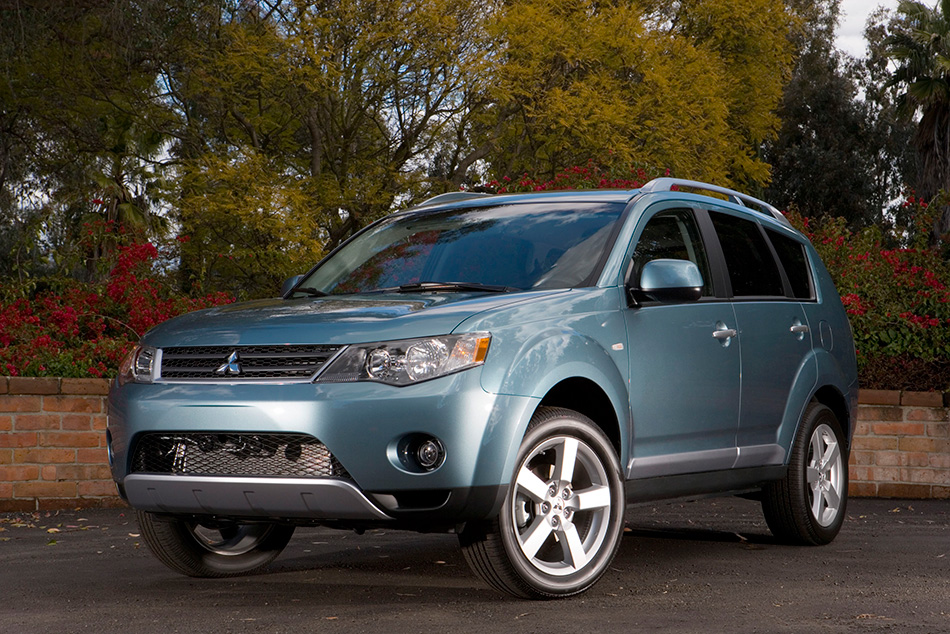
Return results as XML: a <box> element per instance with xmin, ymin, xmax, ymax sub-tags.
<box><xmin>140</xmin><ymin>290</ymin><xmax>566</xmax><ymax>347</ymax></box>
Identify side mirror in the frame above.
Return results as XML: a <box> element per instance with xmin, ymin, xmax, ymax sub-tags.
<box><xmin>280</xmin><ymin>274</ymin><xmax>304</xmax><ymax>298</ymax></box>
<box><xmin>635</xmin><ymin>259</ymin><xmax>703</xmax><ymax>304</ymax></box>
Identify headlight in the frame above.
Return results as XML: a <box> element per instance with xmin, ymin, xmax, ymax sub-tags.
<box><xmin>316</xmin><ymin>333</ymin><xmax>490</xmax><ymax>386</ymax></box>
<box><xmin>117</xmin><ymin>345</ymin><xmax>157</xmax><ymax>386</ymax></box>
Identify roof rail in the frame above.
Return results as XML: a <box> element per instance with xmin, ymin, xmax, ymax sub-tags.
<box><xmin>416</xmin><ymin>191</ymin><xmax>492</xmax><ymax>207</ymax></box>
<box><xmin>640</xmin><ymin>178</ymin><xmax>790</xmax><ymax>228</ymax></box>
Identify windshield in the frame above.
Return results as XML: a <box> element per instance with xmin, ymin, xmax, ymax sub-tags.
<box><xmin>296</xmin><ymin>202</ymin><xmax>625</xmax><ymax>295</ymax></box>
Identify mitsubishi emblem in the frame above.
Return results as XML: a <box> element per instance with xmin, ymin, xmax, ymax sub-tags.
<box><xmin>215</xmin><ymin>350</ymin><xmax>242</xmax><ymax>376</ymax></box>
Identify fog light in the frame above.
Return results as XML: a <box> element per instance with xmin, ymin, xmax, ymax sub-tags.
<box><xmin>415</xmin><ymin>439</ymin><xmax>445</xmax><ymax>470</ymax></box>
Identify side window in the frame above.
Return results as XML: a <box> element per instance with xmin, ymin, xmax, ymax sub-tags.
<box><xmin>631</xmin><ymin>209</ymin><xmax>712</xmax><ymax>297</ymax></box>
<box><xmin>766</xmin><ymin>229</ymin><xmax>813</xmax><ymax>299</ymax></box>
<box><xmin>709</xmin><ymin>212</ymin><xmax>784</xmax><ymax>297</ymax></box>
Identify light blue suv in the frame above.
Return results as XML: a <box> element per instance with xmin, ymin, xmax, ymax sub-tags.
<box><xmin>108</xmin><ymin>178</ymin><xmax>858</xmax><ymax>598</ymax></box>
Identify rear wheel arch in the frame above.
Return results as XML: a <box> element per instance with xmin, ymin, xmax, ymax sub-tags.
<box><xmin>810</xmin><ymin>385</ymin><xmax>851</xmax><ymax>451</ymax></box>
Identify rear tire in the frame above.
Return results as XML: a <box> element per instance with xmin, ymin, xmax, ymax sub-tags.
<box><xmin>762</xmin><ymin>402</ymin><xmax>848</xmax><ymax>545</ymax></box>
<box><xmin>459</xmin><ymin>407</ymin><xmax>625</xmax><ymax>599</ymax></box>
<box><xmin>136</xmin><ymin>510</ymin><xmax>295</xmax><ymax>577</ymax></box>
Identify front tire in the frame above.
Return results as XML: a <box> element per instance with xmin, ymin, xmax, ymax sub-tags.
<box><xmin>460</xmin><ymin>407</ymin><xmax>625</xmax><ymax>599</ymax></box>
<box><xmin>136</xmin><ymin>510</ymin><xmax>295</xmax><ymax>578</ymax></box>
<box><xmin>761</xmin><ymin>402</ymin><xmax>848</xmax><ymax>545</ymax></box>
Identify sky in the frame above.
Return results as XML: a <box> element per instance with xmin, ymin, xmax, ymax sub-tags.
<box><xmin>837</xmin><ymin>0</ymin><xmax>900</xmax><ymax>57</ymax></box>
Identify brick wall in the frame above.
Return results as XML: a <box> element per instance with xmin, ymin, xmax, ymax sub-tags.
<box><xmin>849</xmin><ymin>390</ymin><xmax>950</xmax><ymax>499</ymax></box>
<box><xmin>0</xmin><ymin>376</ymin><xmax>120</xmax><ymax>512</ymax></box>
<box><xmin>1</xmin><ymin>378</ymin><xmax>949</xmax><ymax>509</ymax></box>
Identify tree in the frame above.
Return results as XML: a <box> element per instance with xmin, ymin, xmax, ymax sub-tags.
<box><xmin>886</xmin><ymin>0</ymin><xmax>950</xmax><ymax>236</ymax></box>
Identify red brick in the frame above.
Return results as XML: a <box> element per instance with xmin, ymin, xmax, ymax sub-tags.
<box><xmin>13</xmin><ymin>448</ymin><xmax>74</xmax><ymax>464</ymax></box>
<box><xmin>43</xmin><ymin>396</ymin><xmax>101</xmax><ymax>413</ymax></box>
<box><xmin>900</xmin><ymin>452</ymin><xmax>933</xmax><ymax>467</ymax></box>
<box><xmin>0</xmin><ymin>499</ymin><xmax>36</xmax><ymax>512</ymax></box>
<box><xmin>0</xmin><ymin>396</ymin><xmax>41</xmax><ymax>412</ymax></box>
<box><xmin>857</xmin><ymin>406</ymin><xmax>903</xmax><ymax>422</ymax></box>
<box><xmin>0</xmin><ymin>482</ymin><xmax>11</xmax><ymax>498</ymax></box>
<box><xmin>877</xmin><ymin>483</ymin><xmax>933</xmax><ymax>498</ymax></box>
<box><xmin>0</xmin><ymin>376</ymin><xmax>7</xmax><ymax>394</ymax></box>
<box><xmin>871</xmin><ymin>422</ymin><xmax>926</xmax><ymax>437</ymax></box>
<box><xmin>900</xmin><ymin>391</ymin><xmax>944</xmax><ymax>407</ymax></box>
<box><xmin>60</xmin><ymin>378</ymin><xmax>110</xmax><ymax>396</ymax></box>
<box><xmin>926</xmin><ymin>423</ymin><xmax>949</xmax><ymax>438</ymax></box>
<box><xmin>848</xmin><ymin>465</ymin><xmax>873</xmax><ymax>481</ymax></box>
<box><xmin>0</xmin><ymin>415</ymin><xmax>11</xmax><ymax>431</ymax></box>
<box><xmin>933</xmin><ymin>486</ymin><xmax>950</xmax><ymax>499</ymax></box>
<box><xmin>853</xmin><ymin>422</ymin><xmax>871</xmax><ymax>437</ymax></box>
<box><xmin>903</xmin><ymin>468</ymin><xmax>950</xmax><ymax>485</ymax></box>
<box><xmin>8</xmin><ymin>377</ymin><xmax>60</xmax><ymax>395</ymax></box>
<box><xmin>78</xmin><ymin>480</ymin><xmax>118</xmax><ymax>497</ymax></box>
<box><xmin>92</xmin><ymin>415</ymin><xmax>107</xmax><ymax>431</ymax></box>
<box><xmin>0</xmin><ymin>465</ymin><xmax>40</xmax><ymax>481</ymax></box>
<box><xmin>14</xmin><ymin>414</ymin><xmax>61</xmax><ymax>430</ymax></box>
<box><xmin>849</xmin><ymin>450</ymin><xmax>874</xmax><ymax>466</ymax></box>
<box><xmin>13</xmin><ymin>481</ymin><xmax>77</xmax><ymax>498</ymax></box>
<box><xmin>853</xmin><ymin>436</ymin><xmax>898</xmax><ymax>451</ymax></box>
<box><xmin>869</xmin><ymin>466</ymin><xmax>902</xmax><ymax>482</ymax></box>
<box><xmin>37</xmin><ymin>498</ymin><xmax>81</xmax><ymax>510</ymax></box>
<box><xmin>848</xmin><ymin>482</ymin><xmax>877</xmax><ymax>497</ymax></box>
<box><xmin>0</xmin><ymin>449</ymin><xmax>11</xmax><ymax>464</ymax></box>
<box><xmin>874</xmin><ymin>452</ymin><xmax>901</xmax><ymax>467</ymax></box>
<box><xmin>858</xmin><ymin>389</ymin><xmax>901</xmax><ymax>405</ymax></box>
<box><xmin>77</xmin><ymin>448</ymin><xmax>109</xmax><ymax>464</ymax></box>
<box><xmin>930</xmin><ymin>453</ymin><xmax>950</xmax><ymax>469</ymax></box>
<box><xmin>41</xmin><ymin>465</ymin><xmax>56</xmax><ymax>480</ymax></box>
<box><xmin>50</xmin><ymin>464</ymin><xmax>112</xmax><ymax>481</ymax></box>
<box><xmin>906</xmin><ymin>408</ymin><xmax>949</xmax><ymax>422</ymax></box>
<box><xmin>900</xmin><ymin>437</ymin><xmax>950</xmax><ymax>453</ymax></box>
<box><xmin>60</xmin><ymin>414</ymin><xmax>92</xmax><ymax>431</ymax></box>
<box><xmin>0</xmin><ymin>432</ymin><xmax>37</xmax><ymax>448</ymax></box>
<box><xmin>40</xmin><ymin>431</ymin><xmax>100</xmax><ymax>448</ymax></box>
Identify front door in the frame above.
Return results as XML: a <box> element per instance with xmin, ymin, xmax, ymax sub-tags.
<box><xmin>623</xmin><ymin>206</ymin><xmax>740</xmax><ymax>479</ymax></box>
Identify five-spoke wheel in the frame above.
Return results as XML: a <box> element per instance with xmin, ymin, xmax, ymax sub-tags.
<box><xmin>762</xmin><ymin>402</ymin><xmax>848</xmax><ymax>545</ymax></box>
<box><xmin>460</xmin><ymin>407</ymin><xmax>625</xmax><ymax>598</ymax></box>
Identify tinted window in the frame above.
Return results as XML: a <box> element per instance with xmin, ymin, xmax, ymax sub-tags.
<box><xmin>767</xmin><ymin>229</ymin><xmax>813</xmax><ymax>299</ymax></box>
<box><xmin>632</xmin><ymin>209</ymin><xmax>712</xmax><ymax>296</ymax></box>
<box><xmin>299</xmin><ymin>203</ymin><xmax>625</xmax><ymax>294</ymax></box>
<box><xmin>709</xmin><ymin>212</ymin><xmax>784</xmax><ymax>297</ymax></box>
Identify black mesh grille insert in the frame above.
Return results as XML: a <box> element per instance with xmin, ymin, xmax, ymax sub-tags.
<box><xmin>130</xmin><ymin>433</ymin><xmax>350</xmax><ymax>479</ymax></box>
<box><xmin>160</xmin><ymin>345</ymin><xmax>342</xmax><ymax>380</ymax></box>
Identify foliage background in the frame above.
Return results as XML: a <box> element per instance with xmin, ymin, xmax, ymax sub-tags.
<box><xmin>2</xmin><ymin>0</ymin><xmax>950</xmax><ymax>390</ymax></box>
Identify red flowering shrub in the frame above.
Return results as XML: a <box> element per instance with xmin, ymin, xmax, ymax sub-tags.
<box><xmin>0</xmin><ymin>239</ymin><xmax>233</xmax><ymax>378</ymax></box>
<box><xmin>786</xmin><ymin>197</ymin><xmax>950</xmax><ymax>390</ymax></box>
<box><xmin>476</xmin><ymin>160</ymin><xmax>668</xmax><ymax>193</ymax></box>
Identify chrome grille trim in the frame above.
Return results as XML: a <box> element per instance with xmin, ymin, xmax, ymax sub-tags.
<box><xmin>157</xmin><ymin>344</ymin><xmax>344</xmax><ymax>382</ymax></box>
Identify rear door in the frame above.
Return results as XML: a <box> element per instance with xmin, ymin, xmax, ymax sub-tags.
<box><xmin>706</xmin><ymin>211</ymin><xmax>816</xmax><ymax>467</ymax></box>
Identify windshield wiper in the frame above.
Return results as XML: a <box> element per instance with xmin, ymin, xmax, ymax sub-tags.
<box><xmin>293</xmin><ymin>287</ymin><xmax>328</xmax><ymax>297</ymax></box>
<box><xmin>387</xmin><ymin>281</ymin><xmax>518</xmax><ymax>293</ymax></box>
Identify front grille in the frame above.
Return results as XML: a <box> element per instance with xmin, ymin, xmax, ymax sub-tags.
<box><xmin>130</xmin><ymin>433</ymin><xmax>350</xmax><ymax>479</ymax></box>
<box><xmin>160</xmin><ymin>345</ymin><xmax>342</xmax><ymax>380</ymax></box>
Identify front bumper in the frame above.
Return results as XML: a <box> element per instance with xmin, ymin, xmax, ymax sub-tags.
<box><xmin>108</xmin><ymin>370</ymin><xmax>537</xmax><ymax>524</ymax></box>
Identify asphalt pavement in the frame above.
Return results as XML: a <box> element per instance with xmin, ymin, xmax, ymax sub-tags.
<box><xmin>1</xmin><ymin>497</ymin><xmax>947</xmax><ymax>633</ymax></box>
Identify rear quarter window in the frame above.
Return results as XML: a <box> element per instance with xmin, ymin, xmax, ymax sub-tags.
<box><xmin>766</xmin><ymin>229</ymin><xmax>814</xmax><ymax>300</ymax></box>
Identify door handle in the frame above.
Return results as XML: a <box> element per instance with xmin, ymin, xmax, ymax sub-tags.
<box><xmin>712</xmin><ymin>329</ymin><xmax>737</xmax><ymax>340</ymax></box>
<box><xmin>790</xmin><ymin>325</ymin><xmax>809</xmax><ymax>334</ymax></box>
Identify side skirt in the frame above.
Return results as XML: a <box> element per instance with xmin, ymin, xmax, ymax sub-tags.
<box><xmin>625</xmin><ymin>466</ymin><xmax>786</xmax><ymax>504</ymax></box>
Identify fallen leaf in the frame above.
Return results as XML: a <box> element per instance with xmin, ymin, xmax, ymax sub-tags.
<box><xmin>47</xmin><ymin>528</ymin><xmax>60</xmax><ymax>534</ymax></box>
